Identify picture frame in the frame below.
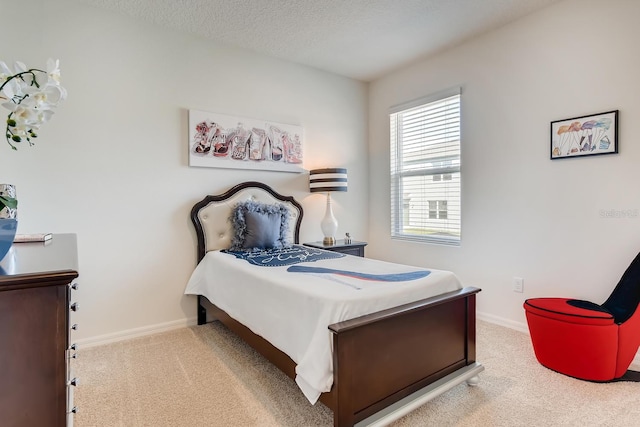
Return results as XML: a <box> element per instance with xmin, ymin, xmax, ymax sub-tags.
<box><xmin>550</xmin><ymin>110</ymin><xmax>618</xmax><ymax>159</ymax></box>
<box><xmin>188</xmin><ymin>109</ymin><xmax>304</xmax><ymax>173</ymax></box>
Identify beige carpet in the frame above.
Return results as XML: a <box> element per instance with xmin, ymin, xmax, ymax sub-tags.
<box><xmin>74</xmin><ymin>321</ymin><xmax>640</xmax><ymax>427</ymax></box>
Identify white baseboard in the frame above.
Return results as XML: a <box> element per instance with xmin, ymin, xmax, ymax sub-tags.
<box><xmin>76</xmin><ymin>317</ymin><xmax>197</xmax><ymax>348</ymax></box>
<box><xmin>477</xmin><ymin>311</ymin><xmax>640</xmax><ymax>370</ymax></box>
<box><xmin>477</xmin><ymin>311</ymin><xmax>529</xmax><ymax>333</ymax></box>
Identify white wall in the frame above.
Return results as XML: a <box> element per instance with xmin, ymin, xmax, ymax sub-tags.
<box><xmin>4</xmin><ymin>0</ymin><xmax>638</xmax><ymax>351</ymax></box>
<box><xmin>369</xmin><ymin>0</ymin><xmax>640</xmax><ymax>330</ymax></box>
<box><xmin>0</xmin><ymin>0</ymin><xmax>368</xmax><ymax>342</ymax></box>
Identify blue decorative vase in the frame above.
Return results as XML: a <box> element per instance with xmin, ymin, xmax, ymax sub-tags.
<box><xmin>0</xmin><ymin>219</ymin><xmax>17</xmax><ymax>261</ymax></box>
<box><xmin>0</xmin><ymin>184</ymin><xmax>17</xmax><ymax>262</ymax></box>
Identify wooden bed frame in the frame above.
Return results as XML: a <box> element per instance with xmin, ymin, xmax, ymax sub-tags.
<box><xmin>190</xmin><ymin>181</ymin><xmax>483</xmax><ymax>427</ymax></box>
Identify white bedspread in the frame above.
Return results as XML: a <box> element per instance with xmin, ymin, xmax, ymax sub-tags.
<box><xmin>184</xmin><ymin>248</ymin><xmax>462</xmax><ymax>404</ymax></box>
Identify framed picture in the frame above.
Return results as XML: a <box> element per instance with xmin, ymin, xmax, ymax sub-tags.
<box><xmin>188</xmin><ymin>109</ymin><xmax>304</xmax><ymax>173</ymax></box>
<box><xmin>550</xmin><ymin>110</ymin><xmax>618</xmax><ymax>159</ymax></box>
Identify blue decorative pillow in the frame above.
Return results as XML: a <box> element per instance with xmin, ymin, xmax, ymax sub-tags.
<box><xmin>229</xmin><ymin>200</ymin><xmax>291</xmax><ymax>251</ymax></box>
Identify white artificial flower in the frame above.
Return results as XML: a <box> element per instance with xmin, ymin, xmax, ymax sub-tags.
<box><xmin>43</xmin><ymin>82</ymin><xmax>65</xmax><ymax>104</ymax></box>
<box><xmin>0</xmin><ymin>61</ymin><xmax>11</xmax><ymax>84</ymax></box>
<box><xmin>12</xmin><ymin>104</ymin><xmax>38</xmax><ymax>123</ymax></box>
<box><xmin>0</xmin><ymin>61</ymin><xmax>10</xmax><ymax>74</ymax></box>
<box><xmin>12</xmin><ymin>61</ymin><xmax>27</xmax><ymax>74</ymax></box>
<box><xmin>35</xmin><ymin>108</ymin><xmax>54</xmax><ymax>124</ymax></box>
<box><xmin>10</xmin><ymin>124</ymin><xmax>28</xmax><ymax>140</ymax></box>
<box><xmin>9</xmin><ymin>113</ymin><xmax>33</xmax><ymax>135</ymax></box>
<box><xmin>0</xmin><ymin>77</ymin><xmax>19</xmax><ymax>100</ymax></box>
<box><xmin>22</xmin><ymin>84</ymin><xmax>64</xmax><ymax>108</ymax></box>
<box><xmin>2</xmin><ymin>101</ymin><xmax>19</xmax><ymax>112</ymax></box>
<box><xmin>46</xmin><ymin>58</ymin><xmax>61</xmax><ymax>84</ymax></box>
<box><xmin>0</xmin><ymin>58</ymin><xmax>66</xmax><ymax>148</ymax></box>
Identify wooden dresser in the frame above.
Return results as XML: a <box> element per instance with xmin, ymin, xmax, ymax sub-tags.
<box><xmin>0</xmin><ymin>234</ymin><xmax>79</xmax><ymax>427</ymax></box>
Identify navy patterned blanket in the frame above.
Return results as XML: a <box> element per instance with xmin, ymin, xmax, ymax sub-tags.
<box><xmin>224</xmin><ymin>245</ymin><xmax>431</xmax><ymax>283</ymax></box>
<box><xmin>223</xmin><ymin>245</ymin><xmax>345</xmax><ymax>267</ymax></box>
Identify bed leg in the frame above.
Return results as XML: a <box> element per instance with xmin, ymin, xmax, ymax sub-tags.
<box><xmin>197</xmin><ymin>295</ymin><xmax>207</xmax><ymax>325</ymax></box>
<box><xmin>466</xmin><ymin>375</ymin><xmax>480</xmax><ymax>386</ymax></box>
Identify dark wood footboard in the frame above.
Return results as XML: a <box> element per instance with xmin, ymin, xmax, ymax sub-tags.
<box><xmin>198</xmin><ymin>286</ymin><xmax>480</xmax><ymax>427</ymax></box>
<box><xmin>328</xmin><ymin>286</ymin><xmax>480</xmax><ymax>426</ymax></box>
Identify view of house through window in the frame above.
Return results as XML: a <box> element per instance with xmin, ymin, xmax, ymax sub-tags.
<box><xmin>390</xmin><ymin>88</ymin><xmax>461</xmax><ymax>245</ymax></box>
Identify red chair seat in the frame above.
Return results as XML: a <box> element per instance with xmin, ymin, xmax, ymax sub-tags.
<box><xmin>524</xmin><ymin>252</ymin><xmax>640</xmax><ymax>382</ymax></box>
<box><xmin>524</xmin><ymin>298</ymin><xmax>618</xmax><ymax>381</ymax></box>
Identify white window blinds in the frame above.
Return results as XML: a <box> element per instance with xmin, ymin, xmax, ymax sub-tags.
<box><xmin>390</xmin><ymin>89</ymin><xmax>461</xmax><ymax>245</ymax></box>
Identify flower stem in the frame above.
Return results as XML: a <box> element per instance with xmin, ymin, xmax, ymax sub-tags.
<box><xmin>0</xmin><ymin>68</ymin><xmax>45</xmax><ymax>93</ymax></box>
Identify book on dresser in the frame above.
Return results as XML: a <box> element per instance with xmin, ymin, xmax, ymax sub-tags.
<box><xmin>13</xmin><ymin>232</ymin><xmax>53</xmax><ymax>243</ymax></box>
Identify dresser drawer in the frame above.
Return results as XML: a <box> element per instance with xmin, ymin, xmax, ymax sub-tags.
<box><xmin>0</xmin><ymin>285</ymin><xmax>69</xmax><ymax>426</ymax></box>
<box><xmin>334</xmin><ymin>246</ymin><xmax>364</xmax><ymax>257</ymax></box>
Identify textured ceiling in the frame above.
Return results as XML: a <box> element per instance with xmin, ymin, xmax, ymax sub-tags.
<box><xmin>78</xmin><ymin>0</ymin><xmax>561</xmax><ymax>81</ymax></box>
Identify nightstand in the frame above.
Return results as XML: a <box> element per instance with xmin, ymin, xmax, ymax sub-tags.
<box><xmin>304</xmin><ymin>239</ymin><xmax>367</xmax><ymax>257</ymax></box>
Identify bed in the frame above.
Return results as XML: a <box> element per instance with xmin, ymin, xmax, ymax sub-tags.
<box><xmin>186</xmin><ymin>181</ymin><xmax>483</xmax><ymax>427</ymax></box>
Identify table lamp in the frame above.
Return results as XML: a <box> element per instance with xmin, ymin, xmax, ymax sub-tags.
<box><xmin>309</xmin><ymin>168</ymin><xmax>348</xmax><ymax>245</ymax></box>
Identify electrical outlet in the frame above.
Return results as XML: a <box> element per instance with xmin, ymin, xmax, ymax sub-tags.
<box><xmin>513</xmin><ymin>277</ymin><xmax>524</xmax><ymax>293</ymax></box>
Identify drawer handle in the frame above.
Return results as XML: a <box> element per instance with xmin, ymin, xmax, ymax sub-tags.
<box><xmin>69</xmin><ymin>282</ymin><xmax>79</xmax><ymax>290</ymax></box>
<box><xmin>69</xmin><ymin>406</ymin><xmax>78</xmax><ymax>414</ymax></box>
<box><xmin>70</xmin><ymin>302</ymin><xmax>79</xmax><ymax>312</ymax></box>
<box><xmin>69</xmin><ymin>343</ymin><xmax>77</xmax><ymax>351</ymax></box>
<box><xmin>68</xmin><ymin>377</ymin><xmax>79</xmax><ymax>387</ymax></box>
<box><xmin>71</xmin><ymin>323</ymin><xmax>78</xmax><ymax>330</ymax></box>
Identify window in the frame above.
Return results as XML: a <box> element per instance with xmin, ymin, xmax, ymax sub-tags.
<box><xmin>428</xmin><ymin>201</ymin><xmax>437</xmax><ymax>218</ymax></box>
<box><xmin>428</xmin><ymin>200</ymin><xmax>448</xmax><ymax>219</ymax></box>
<box><xmin>390</xmin><ymin>88</ymin><xmax>461</xmax><ymax>245</ymax></box>
<box><xmin>432</xmin><ymin>173</ymin><xmax>452</xmax><ymax>182</ymax></box>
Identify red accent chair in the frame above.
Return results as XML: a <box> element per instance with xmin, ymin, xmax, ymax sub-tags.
<box><xmin>524</xmin><ymin>252</ymin><xmax>640</xmax><ymax>381</ymax></box>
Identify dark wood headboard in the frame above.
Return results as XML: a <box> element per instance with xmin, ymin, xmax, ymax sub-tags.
<box><xmin>190</xmin><ymin>181</ymin><xmax>303</xmax><ymax>262</ymax></box>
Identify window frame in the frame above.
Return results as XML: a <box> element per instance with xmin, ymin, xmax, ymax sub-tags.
<box><xmin>389</xmin><ymin>87</ymin><xmax>461</xmax><ymax>246</ymax></box>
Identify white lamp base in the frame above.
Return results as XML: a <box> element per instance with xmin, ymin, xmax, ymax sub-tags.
<box><xmin>320</xmin><ymin>192</ymin><xmax>338</xmax><ymax>245</ymax></box>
